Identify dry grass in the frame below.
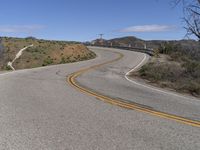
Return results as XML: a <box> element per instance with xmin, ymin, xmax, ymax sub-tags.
<box><xmin>134</xmin><ymin>42</ymin><xmax>200</xmax><ymax>97</ymax></box>
<box><xmin>0</xmin><ymin>37</ymin><xmax>96</xmax><ymax>70</ymax></box>
<box><xmin>135</xmin><ymin>52</ymin><xmax>200</xmax><ymax>97</ymax></box>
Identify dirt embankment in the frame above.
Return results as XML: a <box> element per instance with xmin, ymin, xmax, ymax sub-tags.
<box><xmin>0</xmin><ymin>37</ymin><xmax>96</xmax><ymax>70</ymax></box>
<box><xmin>133</xmin><ymin>53</ymin><xmax>200</xmax><ymax>97</ymax></box>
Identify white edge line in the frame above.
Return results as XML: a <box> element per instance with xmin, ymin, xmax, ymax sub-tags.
<box><xmin>125</xmin><ymin>53</ymin><xmax>199</xmax><ymax>101</ymax></box>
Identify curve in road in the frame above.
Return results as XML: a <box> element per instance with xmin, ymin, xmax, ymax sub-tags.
<box><xmin>68</xmin><ymin>48</ymin><xmax>200</xmax><ymax>128</ymax></box>
<box><xmin>1</xmin><ymin>47</ymin><xmax>200</xmax><ymax>149</ymax></box>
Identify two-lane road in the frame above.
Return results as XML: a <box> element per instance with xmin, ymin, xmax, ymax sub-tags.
<box><xmin>0</xmin><ymin>47</ymin><xmax>200</xmax><ymax>149</ymax></box>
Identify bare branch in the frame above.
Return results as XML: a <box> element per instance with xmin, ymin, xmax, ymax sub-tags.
<box><xmin>175</xmin><ymin>0</ymin><xmax>200</xmax><ymax>40</ymax></box>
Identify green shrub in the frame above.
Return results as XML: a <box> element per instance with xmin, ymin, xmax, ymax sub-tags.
<box><xmin>5</xmin><ymin>65</ymin><xmax>12</xmax><ymax>70</ymax></box>
<box><xmin>60</xmin><ymin>57</ymin><xmax>66</xmax><ymax>64</ymax></box>
<box><xmin>181</xmin><ymin>60</ymin><xmax>200</xmax><ymax>79</ymax></box>
<box><xmin>139</xmin><ymin>59</ymin><xmax>200</xmax><ymax>96</ymax></box>
<box><xmin>43</xmin><ymin>57</ymin><xmax>54</xmax><ymax>66</ymax></box>
<box><xmin>158</xmin><ymin>43</ymin><xmax>182</xmax><ymax>55</ymax></box>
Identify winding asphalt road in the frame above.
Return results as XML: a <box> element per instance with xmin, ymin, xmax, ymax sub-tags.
<box><xmin>0</xmin><ymin>47</ymin><xmax>200</xmax><ymax>150</ymax></box>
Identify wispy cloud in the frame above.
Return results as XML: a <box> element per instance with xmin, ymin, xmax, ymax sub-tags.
<box><xmin>119</xmin><ymin>25</ymin><xmax>176</xmax><ymax>33</ymax></box>
<box><xmin>0</xmin><ymin>25</ymin><xmax>45</xmax><ymax>33</ymax></box>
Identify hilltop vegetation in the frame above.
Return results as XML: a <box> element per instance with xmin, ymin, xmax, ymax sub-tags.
<box><xmin>91</xmin><ymin>36</ymin><xmax>200</xmax><ymax>97</ymax></box>
<box><xmin>0</xmin><ymin>37</ymin><xmax>96</xmax><ymax>70</ymax></box>
<box><xmin>136</xmin><ymin>42</ymin><xmax>200</xmax><ymax>97</ymax></box>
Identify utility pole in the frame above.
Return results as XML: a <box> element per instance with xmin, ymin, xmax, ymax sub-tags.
<box><xmin>99</xmin><ymin>34</ymin><xmax>104</xmax><ymax>40</ymax></box>
<box><xmin>99</xmin><ymin>34</ymin><xmax>104</xmax><ymax>46</ymax></box>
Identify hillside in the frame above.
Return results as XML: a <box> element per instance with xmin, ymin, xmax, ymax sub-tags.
<box><xmin>91</xmin><ymin>36</ymin><xmax>200</xmax><ymax>51</ymax></box>
<box><xmin>108</xmin><ymin>36</ymin><xmax>144</xmax><ymax>47</ymax></box>
<box><xmin>91</xmin><ymin>36</ymin><xmax>144</xmax><ymax>48</ymax></box>
<box><xmin>134</xmin><ymin>40</ymin><xmax>200</xmax><ymax>97</ymax></box>
<box><xmin>0</xmin><ymin>37</ymin><xmax>96</xmax><ymax>70</ymax></box>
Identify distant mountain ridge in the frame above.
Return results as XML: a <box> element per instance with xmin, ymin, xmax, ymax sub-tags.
<box><xmin>91</xmin><ymin>36</ymin><xmax>200</xmax><ymax>50</ymax></box>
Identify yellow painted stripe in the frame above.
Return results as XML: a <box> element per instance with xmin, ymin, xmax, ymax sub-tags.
<box><xmin>67</xmin><ymin>50</ymin><xmax>200</xmax><ymax>128</ymax></box>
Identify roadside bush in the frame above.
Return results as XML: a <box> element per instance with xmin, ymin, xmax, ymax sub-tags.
<box><xmin>42</xmin><ymin>57</ymin><xmax>54</xmax><ymax>66</ymax></box>
<box><xmin>158</xmin><ymin>43</ymin><xmax>174</xmax><ymax>54</ymax></box>
<box><xmin>139</xmin><ymin>58</ymin><xmax>200</xmax><ymax>96</ymax></box>
<box><xmin>182</xmin><ymin>60</ymin><xmax>200</xmax><ymax>78</ymax></box>
<box><xmin>60</xmin><ymin>57</ymin><xmax>66</xmax><ymax>64</ymax></box>
<box><xmin>176</xmin><ymin>79</ymin><xmax>200</xmax><ymax>95</ymax></box>
<box><xmin>139</xmin><ymin>62</ymin><xmax>183</xmax><ymax>82</ymax></box>
<box><xmin>60</xmin><ymin>57</ymin><xmax>73</xmax><ymax>64</ymax></box>
<box><xmin>5</xmin><ymin>65</ymin><xmax>12</xmax><ymax>70</ymax></box>
<box><xmin>190</xmin><ymin>82</ymin><xmax>200</xmax><ymax>95</ymax></box>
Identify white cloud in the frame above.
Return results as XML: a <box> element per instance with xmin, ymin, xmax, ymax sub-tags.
<box><xmin>0</xmin><ymin>25</ymin><xmax>45</xmax><ymax>33</ymax></box>
<box><xmin>119</xmin><ymin>25</ymin><xmax>176</xmax><ymax>33</ymax></box>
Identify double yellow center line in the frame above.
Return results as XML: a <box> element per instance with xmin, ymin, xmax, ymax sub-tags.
<box><xmin>67</xmin><ymin>51</ymin><xmax>200</xmax><ymax>128</ymax></box>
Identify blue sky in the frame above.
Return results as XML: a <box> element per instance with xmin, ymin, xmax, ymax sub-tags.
<box><xmin>0</xmin><ymin>0</ymin><xmax>187</xmax><ymax>41</ymax></box>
